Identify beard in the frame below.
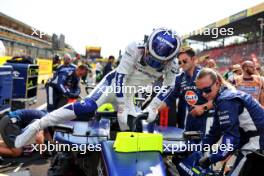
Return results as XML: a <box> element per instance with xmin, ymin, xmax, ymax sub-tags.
<box><xmin>246</xmin><ymin>69</ymin><xmax>254</xmax><ymax>75</ymax></box>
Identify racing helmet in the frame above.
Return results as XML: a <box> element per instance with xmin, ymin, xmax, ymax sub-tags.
<box><xmin>145</xmin><ymin>28</ymin><xmax>181</xmax><ymax>69</ymax></box>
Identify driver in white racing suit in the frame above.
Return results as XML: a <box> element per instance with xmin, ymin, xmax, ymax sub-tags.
<box><xmin>15</xmin><ymin>28</ymin><xmax>181</xmax><ymax>148</ymax></box>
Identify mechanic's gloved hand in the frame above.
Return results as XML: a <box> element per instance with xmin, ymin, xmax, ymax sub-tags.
<box><xmin>66</xmin><ymin>92</ymin><xmax>79</xmax><ymax>99</ymax></box>
<box><xmin>69</xmin><ymin>94</ymin><xmax>79</xmax><ymax>99</ymax></box>
<box><xmin>143</xmin><ymin>106</ymin><xmax>158</xmax><ymax>123</ymax></box>
<box><xmin>198</xmin><ymin>156</ymin><xmax>211</xmax><ymax>169</ymax></box>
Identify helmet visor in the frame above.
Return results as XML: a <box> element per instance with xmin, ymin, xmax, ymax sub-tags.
<box><xmin>144</xmin><ymin>54</ymin><xmax>165</xmax><ymax>70</ymax></box>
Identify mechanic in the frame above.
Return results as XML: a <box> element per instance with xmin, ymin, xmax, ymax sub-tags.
<box><xmin>102</xmin><ymin>55</ymin><xmax>115</xmax><ymax>77</ymax></box>
<box><xmin>15</xmin><ymin>27</ymin><xmax>181</xmax><ymax>148</ymax></box>
<box><xmin>195</xmin><ymin>68</ymin><xmax>264</xmax><ymax>175</ymax></box>
<box><xmin>161</xmin><ymin>47</ymin><xmax>214</xmax><ymax>135</ymax></box>
<box><xmin>56</xmin><ymin>53</ymin><xmax>77</xmax><ymax>72</ymax></box>
<box><xmin>52</xmin><ymin>55</ymin><xmax>61</xmax><ymax>72</ymax></box>
<box><xmin>0</xmin><ymin>109</ymin><xmax>50</xmax><ymax>157</ymax></box>
<box><xmin>46</xmin><ymin>65</ymin><xmax>88</xmax><ymax>112</ymax></box>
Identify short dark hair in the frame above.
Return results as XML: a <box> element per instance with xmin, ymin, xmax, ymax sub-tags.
<box><xmin>78</xmin><ymin>65</ymin><xmax>89</xmax><ymax>71</ymax></box>
<box><xmin>54</xmin><ymin>55</ymin><xmax>60</xmax><ymax>60</ymax></box>
<box><xmin>177</xmin><ymin>47</ymin><xmax>195</xmax><ymax>58</ymax></box>
<box><xmin>108</xmin><ymin>55</ymin><xmax>115</xmax><ymax>60</ymax></box>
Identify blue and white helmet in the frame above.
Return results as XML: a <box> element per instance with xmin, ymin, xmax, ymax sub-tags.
<box><xmin>145</xmin><ymin>28</ymin><xmax>181</xmax><ymax>69</ymax></box>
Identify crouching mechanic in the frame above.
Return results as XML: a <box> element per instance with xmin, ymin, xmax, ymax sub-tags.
<box><xmin>15</xmin><ymin>28</ymin><xmax>181</xmax><ymax>148</ymax></box>
<box><xmin>46</xmin><ymin>65</ymin><xmax>88</xmax><ymax>112</ymax></box>
<box><xmin>0</xmin><ymin>109</ymin><xmax>50</xmax><ymax>157</ymax></box>
<box><xmin>195</xmin><ymin>68</ymin><xmax>264</xmax><ymax>175</ymax></box>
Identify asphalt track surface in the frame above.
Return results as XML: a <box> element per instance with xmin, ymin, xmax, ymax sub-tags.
<box><xmin>0</xmin><ymin>84</ymin><xmax>89</xmax><ymax>176</ymax></box>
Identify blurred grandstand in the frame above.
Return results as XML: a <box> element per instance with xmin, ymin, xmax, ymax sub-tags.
<box><xmin>0</xmin><ymin>12</ymin><xmax>76</xmax><ymax>57</ymax></box>
<box><xmin>0</xmin><ymin>12</ymin><xmax>77</xmax><ymax>83</ymax></box>
<box><xmin>183</xmin><ymin>2</ymin><xmax>264</xmax><ymax>72</ymax></box>
<box><xmin>0</xmin><ymin>12</ymin><xmax>76</xmax><ymax>59</ymax></box>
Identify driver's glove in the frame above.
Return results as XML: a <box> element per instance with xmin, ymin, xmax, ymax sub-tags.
<box><xmin>143</xmin><ymin>106</ymin><xmax>158</xmax><ymax>123</ymax></box>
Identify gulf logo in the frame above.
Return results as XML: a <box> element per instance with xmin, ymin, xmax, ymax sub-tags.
<box><xmin>185</xmin><ymin>91</ymin><xmax>198</xmax><ymax>105</ymax></box>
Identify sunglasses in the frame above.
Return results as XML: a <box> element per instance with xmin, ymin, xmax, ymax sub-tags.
<box><xmin>199</xmin><ymin>81</ymin><xmax>216</xmax><ymax>94</ymax></box>
<box><xmin>178</xmin><ymin>60</ymin><xmax>187</xmax><ymax>65</ymax></box>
